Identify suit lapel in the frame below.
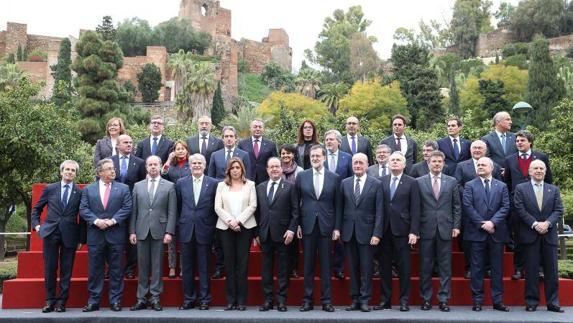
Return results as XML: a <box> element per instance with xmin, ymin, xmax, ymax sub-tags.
<box><xmin>269</xmin><ymin>181</ymin><xmax>284</xmax><ymax>207</ymax></box>
<box><xmin>541</xmin><ymin>184</ymin><xmax>552</xmax><ymax>212</ymax></box>
<box><xmin>356</xmin><ymin>177</ymin><xmax>372</xmax><ymax>206</ymax></box>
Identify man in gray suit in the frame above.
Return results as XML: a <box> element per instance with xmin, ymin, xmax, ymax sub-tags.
<box><xmin>367</xmin><ymin>144</ymin><xmax>392</xmax><ymax>179</ymax></box>
<box><xmin>129</xmin><ymin>156</ymin><xmax>177</xmax><ymax>311</ymax></box>
<box><xmin>481</xmin><ymin>111</ymin><xmax>518</xmax><ymax>167</ymax></box>
<box><xmin>417</xmin><ymin>151</ymin><xmax>461</xmax><ymax>312</ymax></box>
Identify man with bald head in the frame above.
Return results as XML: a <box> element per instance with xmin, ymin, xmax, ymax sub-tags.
<box><xmin>187</xmin><ymin>115</ymin><xmax>224</xmax><ymax>173</ymax></box>
<box><xmin>481</xmin><ymin>111</ymin><xmax>518</xmax><ymax>167</ymax></box>
<box><xmin>340</xmin><ymin>116</ymin><xmax>374</xmax><ymax>165</ymax></box>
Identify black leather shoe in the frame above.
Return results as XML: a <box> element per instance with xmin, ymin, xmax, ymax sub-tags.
<box><xmin>290</xmin><ymin>270</ymin><xmax>299</xmax><ymax>278</ymax></box>
<box><xmin>277</xmin><ymin>303</ymin><xmax>287</xmax><ymax>312</ymax></box>
<box><xmin>438</xmin><ymin>302</ymin><xmax>450</xmax><ymax>312</ymax></box>
<box><xmin>472</xmin><ymin>303</ymin><xmax>482</xmax><ymax>311</ymax></box>
<box><xmin>199</xmin><ymin>303</ymin><xmax>209</xmax><ymax>310</ymax></box>
<box><xmin>236</xmin><ymin>305</ymin><xmax>247</xmax><ymax>311</ymax></box>
<box><xmin>493</xmin><ymin>303</ymin><xmax>510</xmax><ymax>312</ymax></box>
<box><xmin>322</xmin><ymin>304</ymin><xmax>335</xmax><ymax>312</ymax></box>
<box><xmin>360</xmin><ymin>304</ymin><xmax>371</xmax><ymax>312</ymax></box>
<box><xmin>151</xmin><ymin>302</ymin><xmax>163</xmax><ymax>311</ymax></box>
<box><xmin>54</xmin><ymin>304</ymin><xmax>66</xmax><ymax>313</ymax></box>
<box><xmin>42</xmin><ymin>304</ymin><xmax>54</xmax><ymax>313</ymax></box>
<box><xmin>179</xmin><ymin>302</ymin><xmax>194</xmax><ymax>310</ymax></box>
<box><xmin>110</xmin><ymin>303</ymin><xmax>122</xmax><ymax>311</ymax></box>
<box><xmin>421</xmin><ymin>301</ymin><xmax>432</xmax><ymax>310</ymax></box>
<box><xmin>82</xmin><ymin>304</ymin><xmax>99</xmax><ymax>312</ymax></box>
<box><xmin>130</xmin><ymin>302</ymin><xmax>147</xmax><ymax>311</ymax></box>
<box><xmin>259</xmin><ymin>302</ymin><xmax>273</xmax><ymax>311</ymax></box>
<box><xmin>224</xmin><ymin>304</ymin><xmax>236</xmax><ymax>311</ymax></box>
<box><xmin>374</xmin><ymin>302</ymin><xmax>391</xmax><ymax>310</ymax></box>
<box><xmin>464</xmin><ymin>271</ymin><xmax>471</xmax><ymax>279</ymax></box>
<box><xmin>211</xmin><ymin>270</ymin><xmax>225</xmax><ymax>279</ymax></box>
<box><xmin>525</xmin><ymin>305</ymin><xmax>537</xmax><ymax>312</ymax></box>
<box><xmin>345</xmin><ymin>303</ymin><xmax>360</xmax><ymax>311</ymax></box>
<box><xmin>547</xmin><ymin>305</ymin><xmax>564</xmax><ymax>313</ymax></box>
<box><xmin>511</xmin><ymin>270</ymin><xmax>523</xmax><ymax>280</ymax></box>
<box><xmin>334</xmin><ymin>271</ymin><xmax>345</xmax><ymax>280</ymax></box>
<box><xmin>125</xmin><ymin>272</ymin><xmax>136</xmax><ymax>279</ymax></box>
<box><xmin>299</xmin><ymin>304</ymin><xmax>313</xmax><ymax>311</ymax></box>
<box><xmin>399</xmin><ymin>303</ymin><xmax>409</xmax><ymax>312</ymax></box>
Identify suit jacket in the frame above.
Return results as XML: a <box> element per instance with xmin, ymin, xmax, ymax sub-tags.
<box><xmin>31</xmin><ymin>182</ymin><xmax>86</xmax><ymax>247</ymax></box>
<box><xmin>187</xmin><ymin>134</ymin><xmax>224</xmax><ymax>170</ymax></box>
<box><xmin>380</xmin><ymin>135</ymin><xmax>418</xmax><ymax>173</ymax></box>
<box><xmin>135</xmin><ymin>136</ymin><xmax>174</xmax><ymax>164</ymax></box>
<box><xmin>324</xmin><ymin>149</ymin><xmax>353</xmax><ymax>179</ymax></box>
<box><xmin>207</xmin><ymin>147</ymin><xmax>253</xmax><ymax>180</ymax></box>
<box><xmin>367</xmin><ymin>164</ymin><xmax>390</xmax><ymax>179</ymax></box>
<box><xmin>417</xmin><ymin>173</ymin><xmax>461</xmax><ymax>241</ymax></box>
<box><xmin>111</xmin><ymin>154</ymin><xmax>146</xmax><ymax>191</ymax></box>
<box><xmin>437</xmin><ymin>136</ymin><xmax>471</xmax><ymax>174</ymax></box>
<box><xmin>338</xmin><ymin>175</ymin><xmax>383</xmax><ymax>244</ymax></box>
<box><xmin>214</xmin><ymin>180</ymin><xmax>257</xmax><ymax>230</ymax></box>
<box><xmin>340</xmin><ymin>134</ymin><xmax>374</xmax><ymax>165</ymax></box>
<box><xmin>79</xmin><ymin>181</ymin><xmax>132</xmax><ymax>246</ymax></box>
<box><xmin>238</xmin><ymin>137</ymin><xmax>278</xmax><ymax>184</ymax></box>
<box><xmin>93</xmin><ymin>137</ymin><xmax>116</xmax><ymax>166</ymax></box>
<box><xmin>410</xmin><ymin>161</ymin><xmax>451</xmax><ymax>178</ymax></box>
<box><xmin>503</xmin><ymin>150</ymin><xmax>552</xmax><ymax>193</ymax></box>
<box><xmin>380</xmin><ymin>174</ymin><xmax>421</xmax><ymax>236</ymax></box>
<box><xmin>481</xmin><ymin>131</ymin><xmax>518</xmax><ymax>166</ymax></box>
<box><xmin>514</xmin><ymin>181</ymin><xmax>563</xmax><ymax>246</ymax></box>
<box><xmin>462</xmin><ymin>178</ymin><xmax>510</xmax><ymax>243</ymax></box>
<box><xmin>176</xmin><ymin>175</ymin><xmax>219</xmax><ymax>244</ymax></box>
<box><xmin>454</xmin><ymin>159</ymin><xmax>502</xmax><ymax>194</ymax></box>
<box><xmin>255</xmin><ymin>179</ymin><xmax>299</xmax><ymax>243</ymax></box>
<box><xmin>129</xmin><ymin>177</ymin><xmax>177</xmax><ymax>240</ymax></box>
<box><xmin>296</xmin><ymin>168</ymin><xmax>342</xmax><ymax>236</ymax></box>
<box><xmin>163</xmin><ymin>161</ymin><xmax>190</xmax><ymax>183</ymax></box>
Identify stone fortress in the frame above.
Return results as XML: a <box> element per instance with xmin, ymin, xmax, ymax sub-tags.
<box><xmin>0</xmin><ymin>0</ymin><xmax>292</xmax><ymax>105</ymax></box>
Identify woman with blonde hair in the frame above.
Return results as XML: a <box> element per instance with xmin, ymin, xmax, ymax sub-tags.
<box><xmin>93</xmin><ymin>117</ymin><xmax>126</xmax><ymax>166</ymax></box>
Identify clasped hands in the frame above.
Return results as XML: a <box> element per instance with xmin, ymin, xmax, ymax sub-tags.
<box><xmin>94</xmin><ymin>218</ymin><xmax>115</xmax><ymax>230</ymax></box>
<box><xmin>226</xmin><ymin>218</ymin><xmax>241</xmax><ymax>232</ymax></box>
<box><xmin>480</xmin><ymin>220</ymin><xmax>495</xmax><ymax>234</ymax></box>
<box><xmin>533</xmin><ymin>221</ymin><xmax>550</xmax><ymax>234</ymax></box>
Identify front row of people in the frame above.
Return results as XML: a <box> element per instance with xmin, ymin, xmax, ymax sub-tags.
<box><xmin>32</xmin><ymin>147</ymin><xmax>563</xmax><ymax>313</ymax></box>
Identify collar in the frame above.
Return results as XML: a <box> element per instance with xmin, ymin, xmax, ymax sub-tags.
<box><xmin>449</xmin><ymin>135</ymin><xmax>460</xmax><ymax>142</ymax></box>
<box><xmin>252</xmin><ymin>136</ymin><xmax>262</xmax><ymax>143</ymax></box>
<box><xmin>481</xmin><ymin>176</ymin><xmax>493</xmax><ymax>184</ymax></box>
<box><xmin>393</xmin><ymin>134</ymin><xmax>404</xmax><ymax>140</ymax></box>
<box><xmin>193</xmin><ymin>175</ymin><xmax>204</xmax><ymax>182</ymax></box>
<box><xmin>531</xmin><ymin>180</ymin><xmax>544</xmax><ymax>187</ymax></box>
<box><xmin>151</xmin><ymin>135</ymin><xmax>162</xmax><ymax>141</ymax></box>
<box><xmin>200</xmin><ymin>133</ymin><xmax>210</xmax><ymax>140</ymax></box>
<box><xmin>495</xmin><ymin>130</ymin><xmax>507</xmax><ymax>138</ymax></box>
<box><xmin>269</xmin><ymin>178</ymin><xmax>281</xmax><ymax>186</ymax></box>
<box><xmin>120</xmin><ymin>153</ymin><xmax>130</xmax><ymax>159</ymax></box>
<box><xmin>147</xmin><ymin>175</ymin><xmax>161</xmax><ymax>181</ymax></box>
<box><xmin>313</xmin><ymin>167</ymin><xmax>323</xmax><ymax>175</ymax></box>
<box><xmin>391</xmin><ymin>172</ymin><xmax>403</xmax><ymax>182</ymax></box>
<box><xmin>61</xmin><ymin>181</ymin><xmax>72</xmax><ymax>188</ymax></box>
<box><xmin>431</xmin><ymin>173</ymin><xmax>442</xmax><ymax>180</ymax></box>
<box><xmin>355</xmin><ymin>174</ymin><xmax>367</xmax><ymax>182</ymax></box>
<box><xmin>347</xmin><ymin>133</ymin><xmax>358</xmax><ymax>140</ymax></box>
<box><xmin>328</xmin><ymin>149</ymin><xmax>338</xmax><ymax>155</ymax></box>
<box><xmin>520</xmin><ymin>149</ymin><xmax>532</xmax><ymax>156</ymax></box>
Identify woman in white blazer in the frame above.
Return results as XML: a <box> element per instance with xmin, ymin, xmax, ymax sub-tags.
<box><xmin>215</xmin><ymin>157</ymin><xmax>257</xmax><ymax>311</ymax></box>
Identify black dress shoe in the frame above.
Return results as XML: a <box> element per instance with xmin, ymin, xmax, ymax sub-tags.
<box><xmin>224</xmin><ymin>304</ymin><xmax>236</xmax><ymax>311</ymax></box>
<box><xmin>54</xmin><ymin>304</ymin><xmax>66</xmax><ymax>312</ymax></box>
<box><xmin>125</xmin><ymin>272</ymin><xmax>136</xmax><ymax>279</ymax></box>
<box><xmin>345</xmin><ymin>303</ymin><xmax>361</xmax><ymax>311</ymax></box>
<box><xmin>211</xmin><ymin>270</ymin><xmax>225</xmax><ymax>279</ymax></box>
<box><xmin>42</xmin><ymin>304</ymin><xmax>54</xmax><ymax>313</ymax></box>
<box><xmin>421</xmin><ymin>301</ymin><xmax>432</xmax><ymax>311</ymax></box>
<box><xmin>322</xmin><ymin>304</ymin><xmax>335</xmax><ymax>312</ymax></box>
<box><xmin>525</xmin><ymin>305</ymin><xmax>537</xmax><ymax>312</ymax></box>
<box><xmin>438</xmin><ymin>302</ymin><xmax>450</xmax><ymax>312</ymax></box>
<box><xmin>493</xmin><ymin>303</ymin><xmax>510</xmax><ymax>312</ymax></box>
<box><xmin>179</xmin><ymin>302</ymin><xmax>194</xmax><ymax>310</ymax></box>
<box><xmin>547</xmin><ymin>304</ymin><xmax>564</xmax><ymax>313</ymax></box>
<box><xmin>259</xmin><ymin>302</ymin><xmax>273</xmax><ymax>311</ymax></box>
<box><xmin>290</xmin><ymin>270</ymin><xmax>299</xmax><ymax>278</ymax></box>
<box><xmin>299</xmin><ymin>304</ymin><xmax>313</xmax><ymax>311</ymax></box>
<box><xmin>199</xmin><ymin>303</ymin><xmax>209</xmax><ymax>310</ymax></box>
<box><xmin>360</xmin><ymin>304</ymin><xmax>371</xmax><ymax>312</ymax></box>
<box><xmin>130</xmin><ymin>302</ymin><xmax>147</xmax><ymax>311</ymax></box>
<box><xmin>334</xmin><ymin>271</ymin><xmax>345</xmax><ymax>280</ymax></box>
<box><xmin>399</xmin><ymin>304</ymin><xmax>410</xmax><ymax>312</ymax></box>
<box><xmin>472</xmin><ymin>303</ymin><xmax>482</xmax><ymax>312</ymax></box>
<box><xmin>511</xmin><ymin>270</ymin><xmax>523</xmax><ymax>280</ymax></box>
<box><xmin>464</xmin><ymin>271</ymin><xmax>471</xmax><ymax>279</ymax></box>
<box><xmin>373</xmin><ymin>302</ymin><xmax>391</xmax><ymax>310</ymax></box>
<box><xmin>110</xmin><ymin>303</ymin><xmax>122</xmax><ymax>311</ymax></box>
<box><xmin>82</xmin><ymin>304</ymin><xmax>99</xmax><ymax>312</ymax></box>
<box><xmin>236</xmin><ymin>305</ymin><xmax>247</xmax><ymax>311</ymax></box>
<box><xmin>151</xmin><ymin>302</ymin><xmax>163</xmax><ymax>311</ymax></box>
<box><xmin>277</xmin><ymin>303</ymin><xmax>287</xmax><ymax>312</ymax></box>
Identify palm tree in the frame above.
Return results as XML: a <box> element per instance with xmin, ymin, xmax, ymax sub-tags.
<box><xmin>0</xmin><ymin>63</ymin><xmax>26</xmax><ymax>91</ymax></box>
<box><xmin>221</xmin><ymin>104</ymin><xmax>272</xmax><ymax>138</ymax></box>
<box><xmin>318</xmin><ymin>82</ymin><xmax>349</xmax><ymax>115</ymax></box>
<box><xmin>295</xmin><ymin>68</ymin><xmax>321</xmax><ymax>98</ymax></box>
<box><xmin>168</xmin><ymin>50</ymin><xmax>193</xmax><ymax>120</ymax></box>
<box><xmin>185</xmin><ymin>61</ymin><xmax>216</xmax><ymax>121</ymax></box>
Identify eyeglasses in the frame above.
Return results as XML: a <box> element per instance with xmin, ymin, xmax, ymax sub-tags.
<box><xmin>303</xmin><ymin>126</ymin><xmax>314</xmax><ymax>130</ymax></box>
<box><xmin>151</xmin><ymin>121</ymin><xmax>164</xmax><ymax>125</ymax></box>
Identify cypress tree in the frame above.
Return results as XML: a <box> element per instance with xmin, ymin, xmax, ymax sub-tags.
<box><xmin>211</xmin><ymin>82</ymin><xmax>225</xmax><ymax>127</ymax></box>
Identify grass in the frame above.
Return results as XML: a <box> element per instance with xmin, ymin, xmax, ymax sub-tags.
<box><xmin>238</xmin><ymin>73</ymin><xmax>271</xmax><ymax>103</ymax></box>
<box><xmin>0</xmin><ymin>256</ymin><xmax>17</xmax><ymax>293</ymax></box>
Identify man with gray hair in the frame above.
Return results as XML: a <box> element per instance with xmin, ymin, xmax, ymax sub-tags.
<box><xmin>410</xmin><ymin>140</ymin><xmax>449</xmax><ymax>178</ymax></box>
<box><xmin>481</xmin><ymin>111</ymin><xmax>518</xmax><ymax>167</ymax></box>
<box><xmin>187</xmin><ymin>115</ymin><xmax>224</xmax><ymax>172</ymax></box>
<box><xmin>367</xmin><ymin>144</ymin><xmax>392</xmax><ymax>179</ymax></box>
<box><xmin>238</xmin><ymin>119</ymin><xmax>278</xmax><ymax>185</ymax></box>
<box><xmin>208</xmin><ymin>126</ymin><xmax>252</xmax><ymax>180</ymax></box>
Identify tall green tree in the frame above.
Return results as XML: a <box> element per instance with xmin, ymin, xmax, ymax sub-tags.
<box><xmin>479</xmin><ymin>79</ymin><xmax>508</xmax><ymax>118</ymax></box>
<box><xmin>449</xmin><ymin>73</ymin><xmax>461</xmax><ymax>116</ymax></box>
<box><xmin>137</xmin><ymin>63</ymin><xmax>162</xmax><ymax>103</ymax></box>
<box><xmin>451</xmin><ymin>0</ymin><xmax>493</xmax><ymax>58</ymax></box>
<box><xmin>349</xmin><ymin>32</ymin><xmax>381</xmax><ymax>82</ymax></box>
<box><xmin>50</xmin><ymin>38</ymin><xmax>73</xmax><ymax>107</ymax></box>
<box><xmin>96</xmin><ymin>15</ymin><xmax>117</xmax><ymax>41</ymax></box>
<box><xmin>510</xmin><ymin>0</ymin><xmax>571</xmax><ymax>41</ymax></box>
<box><xmin>116</xmin><ymin>18</ymin><xmax>153</xmax><ymax>57</ymax></box>
<box><xmin>152</xmin><ymin>17</ymin><xmax>211</xmax><ymax>54</ymax></box>
<box><xmin>0</xmin><ymin>63</ymin><xmax>26</xmax><ymax>91</ymax></box>
<box><xmin>318</xmin><ymin>82</ymin><xmax>349</xmax><ymax>115</ymax></box>
<box><xmin>526</xmin><ymin>35</ymin><xmax>565</xmax><ymax>127</ymax></box>
<box><xmin>261</xmin><ymin>63</ymin><xmax>295</xmax><ymax>92</ymax></box>
<box><xmin>211</xmin><ymin>81</ymin><xmax>225</xmax><ymax>127</ymax></box>
<box><xmin>295</xmin><ymin>68</ymin><xmax>321</xmax><ymax>98</ymax></box>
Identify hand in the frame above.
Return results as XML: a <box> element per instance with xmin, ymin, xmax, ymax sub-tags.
<box><xmin>284</xmin><ymin>230</ymin><xmax>294</xmax><ymax>245</ymax></box>
<box><xmin>168</xmin><ymin>152</ymin><xmax>175</xmax><ymax>162</ymax></box>
<box><xmin>296</xmin><ymin>226</ymin><xmax>302</xmax><ymax>239</ymax></box>
<box><xmin>104</xmin><ymin>219</ymin><xmax>115</xmax><ymax>227</ymax></box>
<box><xmin>370</xmin><ymin>236</ymin><xmax>380</xmax><ymax>246</ymax></box>
<box><xmin>332</xmin><ymin>230</ymin><xmax>340</xmax><ymax>241</ymax></box>
<box><xmin>76</xmin><ymin>243</ymin><xmax>83</xmax><ymax>251</ymax></box>
<box><xmin>34</xmin><ymin>225</ymin><xmax>40</xmax><ymax>232</ymax></box>
<box><xmin>452</xmin><ymin>229</ymin><xmax>460</xmax><ymax>238</ymax></box>
<box><xmin>163</xmin><ymin>233</ymin><xmax>172</xmax><ymax>244</ymax></box>
<box><xmin>94</xmin><ymin>219</ymin><xmax>108</xmax><ymax>230</ymax></box>
<box><xmin>408</xmin><ymin>233</ymin><xmax>418</xmax><ymax>245</ymax></box>
<box><xmin>254</xmin><ymin>236</ymin><xmax>260</xmax><ymax>246</ymax></box>
<box><xmin>129</xmin><ymin>234</ymin><xmax>137</xmax><ymax>245</ymax></box>
<box><xmin>481</xmin><ymin>221</ymin><xmax>495</xmax><ymax>234</ymax></box>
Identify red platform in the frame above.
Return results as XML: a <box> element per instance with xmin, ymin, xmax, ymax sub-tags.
<box><xmin>3</xmin><ymin>183</ymin><xmax>573</xmax><ymax>308</ymax></box>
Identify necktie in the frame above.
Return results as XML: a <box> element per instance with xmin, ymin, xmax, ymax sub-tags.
<box><xmin>193</xmin><ymin>178</ymin><xmax>201</xmax><ymax>205</ymax></box>
<box><xmin>453</xmin><ymin>138</ymin><xmax>460</xmax><ymax>160</ymax></box>
<box><xmin>379</xmin><ymin>166</ymin><xmax>384</xmax><ymax>177</ymax></box>
<box><xmin>120</xmin><ymin>156</ymin><xmax>128</xmax><ymax>179</ymax></box>
<box><xmin>396</xmin><ymin>137</ymin><xmax>402</xmax><ymax>152</ymax></box>
<box><xmin>254</xmin><ymin>139</ymin><xmax>260</xmax><ymax>159</ymax></box>
<box><xmin>201</xmin><ymin>135</ymin><xmax>207</xmax><ymax>155</ymax></box>
<box><xmin>484</xmin><ymin>179</ymin><xmax>490</xmax><ymax>201</ymax></box>
<box><xmin>226</xmin><ymin>150</ymin><xmax>232</xmax><ymax>162</ymax></box>
<box><xmin>314</xmin><ymin>171</ymin><xmax>321</xmax><ymax>198</ymax></box>
<box><xmin>61</xmin><ymin>184</ymin><xmax>69</xmax><ymax>208</ymax></box>
<box><xmin>329</xmin><ymin>153</ymin><xmax>337</xmax><ymax>172</ymax></box>
<box><xmin>535</xmin><ymin>183</ymin><xmax>543</xmax><ymax>210</ymax></box>
<box><xmin>268</xmin><ymin>181</ymin><xmax>276</xmax><ymax>204</ymax></box>
<box><xmin>151</xmin><ymin>137</ymin><xmax>158</xmax><ymax>155</ymax></box>
<box><xmin>102</xmin><ymin>183</ymin><xmax>111</xmax><ymax>209</ymax></box>
<box><xmin>521</xmin><ymin>153</ymin><xmax>528</xmax><ymax>160</ymax></box>
<box><xmin>351</xmin><ymin>136</ymin><xmax>357</xmax><ymax>154</ymax></box>
<box><xmin>432</xmin><ymin>176</ymin><xmax>440</xmax><ymax>201</ymax></box>
<box><xmin>148</xmin><ymin>179</ymin><xmax>156</xmax><ymax>203</ymax></box>
<box><xmin>390</xmin><ymin>177</ymin><xmax>398</xmax><ymax>200</ymax></box>
<box><xmin>354</xmin><ymin>177</ymin><xmax>361</xmax><ymax>201</ymax></box>
<box><xmin>501</xmin><ymin>134</ymin><xmax>507</xmax><ymax>154</ymax></box>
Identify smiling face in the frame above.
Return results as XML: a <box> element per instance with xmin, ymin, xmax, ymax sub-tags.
<box><xmin>280</xmin><ymin>148</ymin><xmax>294</xmax><ymax>164</ymax></box>
<box><xmin>174</xmin><ymin>142</ymin><xmax>189</xmax><ymax>160</ymax></box>
<box><xmin>229</xmin><ymin>161</ymin><xmax>243</xmax><ymax>180</ymax></box>
<box><xmin>324</xmin><ymin>133</ymin><xmax>339</xmax><ymax>152</ymax></box>
<box><xmin>515</xmin><ymin>136</ymin><xmax>532</xmax><ymax>153</ymax></box>
<box><xmin>190</xmin><ymin>158</ymin><xmax>205</xmax><ymax>177</ymax></box>
<box><xmin>375</xmin><ymin>147</ymin><xmax>391</xmax><ymax>165</ymax></box>
<box><xmin>60</xmin><ymin>162</ymin><xmax>77</xmax><ymax>184</ymax></box>
<box><xmin>107</xmin><ymin>119</ymin><xmax>121</xmax><ymax>137</ymax></box>
<box><xmin>149</xmin><ymin>117</ymin><xmax>164</xmax><ymax>136</ymax></box>
<box><xmin>310</xmin><ymin>147</ymin><xmax>325</xmax><ymax>170</ymax></box>
<box><xmin>529</xmin><ymin>160</ymin><xmax>546</xmax><ymax>182</ymax></box>
<box><xmin>267</xmin><ymin>158</ymin><xmax>283</xmax><ymax>181</ymax></box>
<box><xmin>471</xmin><ymin>141</ymin><xmax>487</xmax><ymax>160</ymax></box>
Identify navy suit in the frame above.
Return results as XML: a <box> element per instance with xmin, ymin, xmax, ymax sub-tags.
<box><xmin>238</xmin><ymin>137</ymin><xmax>278</xmax><ymax>185</ymax></box>
<box><xmin>111</xmin><ymin>154</ymin><xmax>146</xmax><ymax>191</ymax></box>
<box><xmin>410</xmin><ymin>161</ymin><xmax>451</xmax><ymax>178</ymax></box>
<box><xmin>207</xmin><ymin>148</ymin><xmax>253</xmax><ymax>181</ymax></box>
<box><xmin>296</xmin><ymin>168</ymin><xmax>342</xmax><ymax>305</ymax></box>
<box><xmin>31</xmin><ymin>182</ymin><xmax>85</xmax><ymax>306</ymax></box>
<box><xmin>340</xmin><ymin>135</ymin><xmax>374</xmax><ymax>165</ymax></box>
<box><xmin>187</xmin><ymin>134</ymin><xmax>224</xmax><ymax>173</ymax></box>
<box><xmin>80</xmin><ymin>181</ymin><xmax>132</xmax><ymax>306</ymax></box>
<box><xmin>514</xmin><ymin>181</ymin><xmax>563</xmax><ymax>308</ymax></box>
<box><xmin>135</xmin><ymin>136</ymin><xmax>174</xmax><ymax>164</ymax></box>
<box><xmin>176</xmin><ymin>175</ymin><xmax>219</xmax><ymax>305</ymax></box>
<box><xmin>437</xmin><ymin>136</ymin><xmax>471</xmax><ymax>175</ymax></box>
<box><xmin>379</xmin><ymin>135</ymin><xmax>418</xmax><ymax>174</ymax></box>
<box><xmin>338</xmin><ymin>175</ymin><xmax>383</xmax><ymax>304</ymax></box>
<box><xmin>481</xmin><ymin>131</ymin><xmax>518</xmax><ymax>167</ymax></box>
<box><xmin>462</xmin><ymin>177</ymin><xmax>510</xmax><ymax>304</ymax></box>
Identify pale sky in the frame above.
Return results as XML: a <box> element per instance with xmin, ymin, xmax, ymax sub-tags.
<box><xmin>3</xmin><ymin>0</ymin><xmax>518</xmax><ymax>71</ymax></box>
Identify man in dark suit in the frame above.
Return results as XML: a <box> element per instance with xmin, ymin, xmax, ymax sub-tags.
<box><xmin>367</xmin><ymin>144</ymin><xmax>392</xmax><ymax>179</ymax></box>
<box><xmin>135</xmin><ymin>115</ymin><xmax>174</xmax><ymax>164</ymax></box>
<box><xmin>79</xmin><ymin>158</ymin><xmax>132</xmax><ymax>312</ymax></box>
<box><xmin>437</xmin><ymin>117</ymin><xmax>471</xmax><ymax>175</ymax></box>
<box><xmin>514</xmin><ymin>160</ymin><xmax>564</xmax><ymax>313</ymax></box>
<box><xmin>340</xmin><ymin>116</ymin><xmax>374</xmax><ymax>165</ymax></box>
<box><xmin>410</xmin><ymin>140</ymin><xmax>450</xmax><ymax>178</ymax></box>
<box><xmin>111</xmin><ymin>134</ymin><xmax>146</xmax><ymax>278</ymax></box>
<box><xmin>31</xmin><ymin>160</ymin><xmax>85</xmax><ymax>313</ymax></box>
<box><xmin>187</xmin><ymin>115</ymin><xmax>224</xmax><ymax>172</ymax></box>
<box><xmin>379</xmin><ymin>114</ymin><xmax>418</xmax><ymax>174</ymax></box>
<box><xmin>208</xmin><ymin>126</ymin><xmax>253</xmax><ymax>180</ymax></box>
<box><xmin>176</xmin><ymin>154</ymin><xmax>219</xmax><ymax>310</ymax></box>
<box><xmin>129</xmin><ymin>156</ymin><xmax>177</xmax><ymax>311</ymax></box>
<box><xmin>296</xmin><ymin>145</ymin><xmax>341</xmax><ymax>312</ymax></box>
<box><xmin>417</xmin><ymin>151</ymin><xmax>461</xmax><ymax>312</ymax></box>
<box><xmin>238</xmin><ymin>119</ymin><xmax>278</xmax><ymax>185</ymax></box>
<box><xmin>481</xmin><ymin>111</ymin><xmax>518</xmax><ymax>167</ymax></box>
<box><xmin>336</xmin><ymin>153</ymin><xmax>382</xmax><ymax>312</ymax></box>
<box><xmin>375</xmin><ymin>151</ymin><xmax>420</xmax><ymax>312</ymax></box>
<box><xmin>504</xmin><ymin>130</ymin><xmax>552</xmax><ymax>280</ymax></box>
<box><xmin>462</xmin><ymin>157</ymin><xmax>510</xmax><ymax>312</ymax></box>
<box><xmin>255</xmin><ymin>157</ymin><xmax>299</xmax><ymax>312</ymax></box>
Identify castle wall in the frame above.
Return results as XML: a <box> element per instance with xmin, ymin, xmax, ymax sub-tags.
<box><xmin>475</xmin><ymin>27</ymin><xmax>515</xmax><ymax>57</ymax></box>
<box><xmin>16</xmin><ymin>61</ymin><xmax>51</xmax><ymax>98</ymax></box>
<box><xmin>5</xmin><ymin>22</ymin><xmax>27</xmax><ymax>55</ymax></box>
<box><xmin>118</xmin><ymin>46</ymin><xmax>169</xmax><ymax>102</ymax></box>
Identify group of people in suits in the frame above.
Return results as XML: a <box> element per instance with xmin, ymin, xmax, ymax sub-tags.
<box><xmin>31</xmin><ymin>111</ymin><xmax>564</xmax><ymax>314</ymax></box>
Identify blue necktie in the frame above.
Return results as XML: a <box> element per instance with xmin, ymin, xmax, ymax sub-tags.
<box><xmin>151</xmin><ymin>137</ymin><xmax>158</xmax><ymax>155</ymax></box>
<box><xmin>61</xmin><ymin>184</ymin><xmax>69</xmax><ymax>208</ymax></box>
<box><xmin>501</xmin><ymin>134</ymin><xmax>507</xmax><ymax>154</ymax></box>
<box><xmin>453</xmin><ymin>138</ymin><xmax>460</xmax><ymax>160</ymax></box>
<box><xmin>484</xmin><ymin>179</ymin><xmax>490</xmax><ymax>202</ymax></box>
<box><xmin>268</xmin><ymin>181</ymin><xmax>276</xmax><ymax>204</ymax></box>
<box><xmin>120</xmin><ymin>156</ymin><xmax>128</xmax><ymax>179</ymax></box>
<box><xmin>351</xmin><ymin>136</ymin><xmax>357</xmax><ymax>155</ymax></box>
<box><xmin>390</xmin><ymin>177</ymin><xmax>398</xmax><ymax>200</ymax></box>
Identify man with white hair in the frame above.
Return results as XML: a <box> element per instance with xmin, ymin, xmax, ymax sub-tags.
<box><xmin>481</xmin><ymin>111</ymin><xmax>518</xmax><ymax>167</ymax></box>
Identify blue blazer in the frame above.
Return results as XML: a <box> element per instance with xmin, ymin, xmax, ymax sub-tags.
<box><xmin>111</xmin><ymin>154</ymin><xmax>146</xmax><ymax>191</ymax></box>
<box><xmin>462</xmin><ymin>177</ymin><xmax>510</xmax><ymax>243</ymax></box>
<box><xmin>380</xmin><ymin>174</ymin><xmax>420</xmax><ymax>236</ymax></box>
<box><xmin>437</xmin><ymin>136</ymin><xmax>471</xmax><ymax>174</ymax></box>
<box><xmin>31</xmin><ymin>182</ymin><xmax>86</xmax><ymax>247</ymax></box>
<box><xmin>481</xmin><ymin>131</ymin><xmax>518</xmax><ymax>167</ymax></box>
<box><xmin>135</xmin><ymin>136</ymin><xmax>174</xmax><ymax>164</ymax></box>
<box><xmin>79</xmin><ymin>181</ymin><xmax>132</xmax><ymax>246</ymax></box>
<box><xmin>296</xmin><ymin>168</ymin><xmax>342</xmax><ymax>236</ymax></box>
<box><xmin>238</xmin><ymin>137</ymin><xmax>278</xmax><ymax>184</ymax></box>
<box><xmin>324</xmin><ymin>150</ymin><xmax>353</xmax><ymax>179</ymax></box>
<box><xmin>207</xmin><ymin>147</ymin><xmax>253</xmax><ymax>180</ymax></box>
<box><xmin>176</xmin><ymin>175</ymin><xmax>219</xmax><ymax>245</ymax></box>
